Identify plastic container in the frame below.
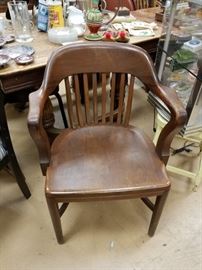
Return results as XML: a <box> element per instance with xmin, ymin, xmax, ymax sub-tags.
<box><xmin>48</xmin><ymin>27</ymin><xmax>78</xmax><ymax>44</ymax></box>
<box><xmin>48</xmin><ymin>0</ymin><xmax>65</xmax><ymax>28</ymax></box>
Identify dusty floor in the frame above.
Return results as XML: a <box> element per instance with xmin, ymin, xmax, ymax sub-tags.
<box><xmin>0</xmin><ymin>89</ymin><xmax>202</xmax><ymax>270</ymax></box>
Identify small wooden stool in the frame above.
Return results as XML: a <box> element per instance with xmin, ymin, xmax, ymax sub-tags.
<box><xmin>153</xmin><ymin>112</ymin><xmax>202</xmax><ymax>191</ymax></box>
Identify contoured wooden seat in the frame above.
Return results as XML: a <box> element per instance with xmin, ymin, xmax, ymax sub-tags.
<box><xmin>28</xmin><ymin>42</ymin><xmax>186</xmax><ymax>244</ymax></box>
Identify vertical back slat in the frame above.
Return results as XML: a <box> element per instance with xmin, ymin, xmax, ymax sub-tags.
<box><xmin>74</xmin><ymin>75</ymin><xmax>85</xmax><ymax>127</ymax></box>
<box><xmin>117</xmin><ymin>73</ymin><xmax>126</xmax><ymax>124</ymax></box>
<box><xmin>124</xmin><ymin>75</ymin><xmax>135</xmax><ymax>126</ymax></box>
<box><xmin>110</xmin><ymin>73</ymin><xmax>116</xmax><ymax>124</ymax></box>
<box><xmin>83</xmin><ymin>74</ymin><xmax>91</xmax><ymax>124</ymax></box>
<box><xmin>101</xmin><ymin>73</ymin><xmax>107</xmax><ymax>124</ymax></box>
<box><xmin>65</xmin><ymin>77</ymin><xmax>74</xmax><ymax>128</ymax></box>
<box><xmin>92</xmin><ymin>73</ymin><xmax>98</xmax><ymax>124</ymax></box>
<box><xmin>137</xmin><ymin>0</ymin><xmax>148</xmax><ymax>9</ymax></box>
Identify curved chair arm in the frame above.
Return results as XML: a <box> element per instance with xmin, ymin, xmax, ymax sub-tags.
<box><xmin>28</xmin><ymin>89</ymin><xmax>51</xmax><ymax>175</ymax></box>
<box><xmin>154</xmin><ymin>84</ymin><xmax>187</xmax><ymax>164</ymax></box>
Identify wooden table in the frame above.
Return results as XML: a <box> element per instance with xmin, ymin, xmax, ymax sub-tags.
<box><xmin>130</xmin><ymin>7</ymin><xmax>162</xmax><ymax>56</ymax></box>
<box><xmin>0</xmin><ymin>7</ymin><xmax>161</xmax><ymax>97</ymax></box>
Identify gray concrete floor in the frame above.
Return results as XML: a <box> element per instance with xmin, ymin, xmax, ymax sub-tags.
<box><xmin>0</xmin><ymin>89</ymin><xmax>202</xmax><ymax>270</ymax></box>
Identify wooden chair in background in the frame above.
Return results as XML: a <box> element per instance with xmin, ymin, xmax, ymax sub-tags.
<box><xmin>105</xmin><ymin>0</ymin><xmax>135</xmax><ymax>11</ymax></box>
<box><xmin>28</xmin><ymin>42</ymin><xmax>186</xmax><ymax>244</ymax></box>
<box><xmin>134</xmin><ymin>0</ymin><xmax>157</xmax><ymax>9</ymax></box>
<box><xmin>105</xmin><ymin>0</ymin><xmax>156</xmax><ymax>11</ymax></box>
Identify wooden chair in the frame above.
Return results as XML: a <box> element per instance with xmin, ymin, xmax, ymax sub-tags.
<box><xmin>104</xmin><ymin>1</ymin><xmax>156</xmax><ymax>12</ymax></box>
<box><xmin>105</xmin><ymin>0</ymin><xmax>135</xmax><ymax>11</ymax></box>
<box><xmin>28</xmin><ymin>42</ymin><xmax>186</xmax><ymax>244</ymax></box>
<box><xmin>133</xmin><ymin>0</ymin><xmax>156</xmax><ymax>9</ymax></box>
<box><xmin>0</xmin><ymin>91</ymin><xmax>31</xmax><ymax>199</ymax></box>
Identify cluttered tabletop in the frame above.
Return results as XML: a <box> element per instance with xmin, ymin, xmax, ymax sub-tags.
<box><xmin>0</xmin><ymin>6</ymin><xmax>162</xmax><ymax>77</ymax></box>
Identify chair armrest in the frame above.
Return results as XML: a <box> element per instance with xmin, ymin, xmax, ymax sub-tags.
<box><xmin>27</xmin><ymin>89</ymin><xmax>51</xmax><ymax>175</ymax></box>
<box><xmin>154</xmin><ymin>84</ymin><xmax>187</xmax><ymax>164</ymax></box>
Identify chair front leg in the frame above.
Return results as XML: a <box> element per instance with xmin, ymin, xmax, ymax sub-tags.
<box><xmin>46</xmin><ymin>197</ymin><xmax>64</xmax><ymax>244</ymax></box>
<box><xmin>148</xmin><ymin>189</ymin><xmax>169</xmax><ymax>237</ymax></box>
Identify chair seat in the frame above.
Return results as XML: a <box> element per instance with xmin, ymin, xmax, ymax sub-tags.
<box><xmin>46</xmin><ymin>125</ymin><xmax>170</xmax><ymax>199</ymax></box>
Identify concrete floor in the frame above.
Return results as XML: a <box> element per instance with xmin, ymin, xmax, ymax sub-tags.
<box><xmin>0</xmin><ymin>89</ymin><xmax>202</xmax><ymax>270</ymax></box>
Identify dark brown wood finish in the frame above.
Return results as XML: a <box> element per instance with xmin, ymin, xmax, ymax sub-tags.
<box><xmin>105</xmin><ymin>0</ymin><xmax>135</xmax><ymax>11</ymax></box>
<box><xmin>105</xmin><ymin>0</ymin><xmax>156</xmax><ymax>11</ymax></box>
<box><xmin>134</xmin><ymin>0</ymin><xmax>150</xmax><ymax>10</ymax></box>
<box><xmin>28</xmin><ymin>42</ymin><xmax>186</xmax><ymax>244</ymax></box>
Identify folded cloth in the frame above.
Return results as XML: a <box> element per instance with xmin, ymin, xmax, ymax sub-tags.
<box><xmin>0</xmin><ymin>138</ymin><xmax>7</xmax><ymax>161</ymax></box>
<box><xmin>128</xmin><ymin>28</ymin><xmax>155</xmax><ymax>37</ymax></box>
<box><xmin>113</xmin><ymin>20</ymin><xmax>157</xmax><ymax>36</ymax></box>
<box><xmin>110</xmin><ymin>14</ymin><xmax>136</xmax><ymax>23</ymax></box>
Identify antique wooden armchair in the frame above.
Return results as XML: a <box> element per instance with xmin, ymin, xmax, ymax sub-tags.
<box><xmin>28</xmin><ymin>42</ymin><xmax>186</xmax><ymax>244</ymax></box>
<box><xmin>105</xmin><ymin>0</ymin><xmax>156</xmax><ymax>11</ymax></box>
<box><xmin>0</xmin><ymin>91</ymin><xmax>31</xmax><ymax>199</ymax></box>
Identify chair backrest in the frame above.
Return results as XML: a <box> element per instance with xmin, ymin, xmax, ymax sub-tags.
<box><xmin>133</xmin><ymin>0</ymin><xmax>156</xmax><ymax>9</ymax></box>
<box><xmin>105</xmin><ymin>0</ymin><xmax>135</xmax><ymax>11</ymax></box>
<box><xmin>40</xmin><ymin>42</ymin><xmax>160</xmax><ymax>129</ymax></box>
